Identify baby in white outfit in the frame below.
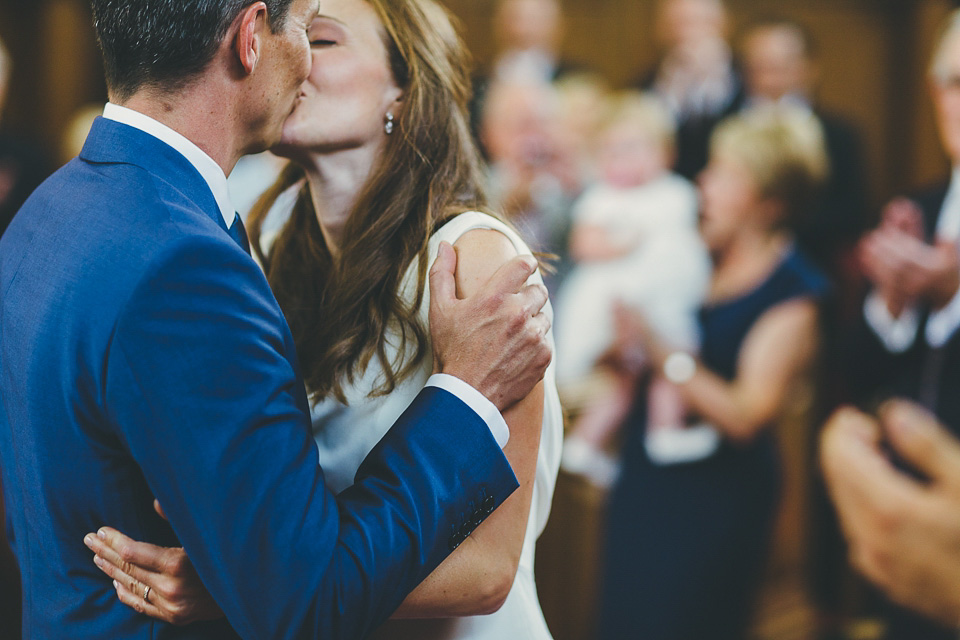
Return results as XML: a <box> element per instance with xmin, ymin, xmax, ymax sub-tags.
<box><xmin>555</xmin><ymin>92</ymin><xmax>712</xmax><ymax>481</ymax></box>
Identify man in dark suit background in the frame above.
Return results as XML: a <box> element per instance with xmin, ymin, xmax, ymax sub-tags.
<box><xmin>0</xmin><ymin>1</ymin><xmax>553</xmax><ymax>638</ymax></box>
<box><xmin>639</xmin><ymin>0</ymin><xmax>745</xmax><ymax>180</ymax></box>
<box><xmin>845</xmin><ymin>9</ymin><xmax>960</xmax><ymax>639</ymax></box>
<box><xmin>469</xmin><ymin>0</ymin><xmax>582</xmax><ymax>153</ymax></box>
<box><xmin>739</xmin><ymin>18</ymin><xmax>869</xmax><ymax>275</ymax></box>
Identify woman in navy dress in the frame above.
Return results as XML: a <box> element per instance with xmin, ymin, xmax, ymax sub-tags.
<box><xmin>597</xmin><ymin>107</ymin><xmax>830</xmax><ymax>640</ymax></box>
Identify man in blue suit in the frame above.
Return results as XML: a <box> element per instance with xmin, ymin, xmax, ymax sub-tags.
<box><xmin>0</xmin><ymin>0</ymin><xmax>552</xmax><ymax>638</ymax></box>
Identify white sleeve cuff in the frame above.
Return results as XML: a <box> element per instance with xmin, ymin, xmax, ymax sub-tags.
<box><xmin>864</xmin><ymin>291</ymin><xmax>920</xmax><ymax>353</ymax></box>
<box><xmin>926</xmin><ymin>283</ymin><xmax>960</xmax><ymax>348</ymax></box>
<box><xmin>425</xmin><ymin>373</ymin><xmax>510</xmax><ymax>449</ymax></box>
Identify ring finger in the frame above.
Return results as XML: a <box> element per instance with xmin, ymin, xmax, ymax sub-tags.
<box><xmin>113</xmin><ymin>577</ymin><xmax>166</xmax><ymax>619</ymax></box>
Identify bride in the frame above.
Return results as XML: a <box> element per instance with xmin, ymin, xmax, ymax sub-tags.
<box><xmin>83</xmin><ymin>0</ymin><xmax>562</xmax><ymax>638</ymax></box>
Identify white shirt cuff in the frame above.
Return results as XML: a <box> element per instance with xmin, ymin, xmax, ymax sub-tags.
<box><xmin>864</xmin><ymin>291</ymin><xmax>920</xmax><ymax>353</ymax></box>
<box><xmin>425</xmin><ymin>373</ymin><xmax>510</xmax><ymax>448</ymax></box>
<box><xmin>926</xmin><ymin>282</ymin><xmax>960</xmax><ymax>347</ymax></box>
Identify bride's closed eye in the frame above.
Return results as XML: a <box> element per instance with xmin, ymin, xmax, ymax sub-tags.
<box><xmin>309</xmin><ymin>19</ymin><xmax>346</xmax><ymax>47</ymax></box>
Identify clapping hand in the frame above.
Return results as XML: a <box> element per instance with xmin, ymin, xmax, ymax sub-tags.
<box><xmin>821</xmin><ymin>402</ymin><xmax>960</xmax><ymax>627</ymax></box>
<box><xmin>860</xmin><ymin>198</ymin><xmax>960</xmax><ymax>313</ymax></box>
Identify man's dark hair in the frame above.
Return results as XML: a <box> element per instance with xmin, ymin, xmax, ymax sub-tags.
<box><xmin>91</xmin><ymin>0</ymin><xmax>296</xmax><ymax>101</ymax></box>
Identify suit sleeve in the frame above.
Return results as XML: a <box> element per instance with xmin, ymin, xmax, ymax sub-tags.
<box><xmin>103</xmin><ymin>236</ymin><xmax>519</xmax><ymax>640</ymax></box>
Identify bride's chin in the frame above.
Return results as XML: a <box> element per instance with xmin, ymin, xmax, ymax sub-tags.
<box><xmin>272</xmin><ymin>126</ymin><xmax>304</xmax><ymax>158</ymax></box>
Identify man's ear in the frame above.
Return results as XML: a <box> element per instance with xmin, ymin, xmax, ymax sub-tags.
<box><xmin>235</xmin><ymin>2</ymin><xmax>269</xmax><ymax>75</ymax></box>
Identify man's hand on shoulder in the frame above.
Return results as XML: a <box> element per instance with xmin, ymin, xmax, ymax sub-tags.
<box><xmin>428</xmin><ymin>240</ymin><xmax>551</xmax><ymax>412</ymax></box>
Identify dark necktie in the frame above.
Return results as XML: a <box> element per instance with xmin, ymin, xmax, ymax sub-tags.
<box><xmin>228</xmin><ymin>213</ymin><xmax>251</xmax><ymax>255</ymax></box>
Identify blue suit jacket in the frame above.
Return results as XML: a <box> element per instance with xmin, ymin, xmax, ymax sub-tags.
<box><xmin>0</xmin><ymin>117</ymin><xmax>518</xmax><ymax>639</ymax></box>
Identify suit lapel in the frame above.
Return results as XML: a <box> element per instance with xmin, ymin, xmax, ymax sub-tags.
<box><xmin>79</xmin><ymin>117</ymin><xmax>228</xmax><ymax>233</ymax></box>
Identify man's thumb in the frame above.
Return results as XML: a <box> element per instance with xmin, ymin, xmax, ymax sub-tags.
<box><xmin>429</xmin><ymin>241</ymin><xmax>458</xmax><ymax>306</ymax></box>
<box><xmin>882</xmin><ymin>400</ymin><xmax>960</xmax><ymax>485</ymax></box>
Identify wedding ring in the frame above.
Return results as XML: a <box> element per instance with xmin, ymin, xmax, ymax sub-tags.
<box><xmin>143</xmin><ymin>585</ymin><xmax>151</xmax><ymax>603</ymax></box>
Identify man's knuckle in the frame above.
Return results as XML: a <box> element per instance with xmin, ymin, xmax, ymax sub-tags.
<box><xmin>537</xmin><ymin>347</ymin><xmax>552</xmax><ymax>370</ymax></box>
<box><xmin>118</xmin><ymin>543</ymin><xmax>135</xmax><ymax>562</ymax></box>
<box><xmin>165</xmin><ymin>552</ymin><xmax>187</xmax><ymax>577</ymax></box>
<box><xmin>157</xmin><ymin>577</ymin><xmax>181</xmax><ymax>601</ymax></box>
<box><xmin>169</xmin><ymin>603</ymin><xmax>189</xmax><ymax>626</ymax></box>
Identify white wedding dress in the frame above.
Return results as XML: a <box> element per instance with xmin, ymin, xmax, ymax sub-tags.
<box><xmin>309</xmin><ymin>212</ymin><xmax>562</xmax><ymax>640</ymax></box>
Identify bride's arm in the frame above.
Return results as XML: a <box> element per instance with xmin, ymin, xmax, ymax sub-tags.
<box><xmin>391</xmin><ymin>228</ymin><xmax>545</xmax><ymax>618</ymax></box>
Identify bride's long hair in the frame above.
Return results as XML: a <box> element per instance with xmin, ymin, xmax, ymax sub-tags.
<box><xmin>248</xmin><ymin>0</ymin><xmax>490</xmax><ymax>404</ymax></box>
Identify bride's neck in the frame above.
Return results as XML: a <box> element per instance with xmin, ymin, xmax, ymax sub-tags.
<box><xmin>298</xmin><ymin>145</ymin><xmax>380</xmax><ymax>261</ymax></box>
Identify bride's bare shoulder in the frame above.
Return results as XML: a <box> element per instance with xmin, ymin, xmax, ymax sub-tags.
<box><xmin>451</xmin><ymin>228</ymin><xmax>521</xmax><ymax>296</ymax></box>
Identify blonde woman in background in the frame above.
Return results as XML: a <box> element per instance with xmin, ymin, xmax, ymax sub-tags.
<box><xmin>598</xmin><ymin>107</ymin><xmax>829</xmax><ymax>640</ymax></box>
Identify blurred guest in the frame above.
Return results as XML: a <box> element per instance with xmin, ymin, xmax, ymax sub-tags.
<box><xmin>739</xmin><ymin>23</ymin><xmax>869</xmax><ymax>628</ymax></box>
<box><xmin>554</xmin><ymin>92</ymin><xmax>708</xmax><ymax>388</ymax></box>
<box><xmin>596</xmin><ymin>107</ymin><xmax>829</xmax><ymax>640</ymax></box>
<box><xmin>480</xmin><ymin>80</ymin><xmax>581</xmax><ymax>291</ymax></box>
<box><xmin>0</xmin><ymin>37</ymin><xmax>51</xmax><ymax>237</ymax></box>
<box><xmin>640</xmin><ymin>0</ymin><xmax>744</xmax><ymax>180</ymax></box>
<box><xmin>822</xmin><ymin>402</ymin><xmax>960</xmax><ymax>635</ymax></box>
<box><xmin>553</xmin><ymin>73</ymin><xmax>611</xmax><ymax>184</ymax></box>
<box><xmin>741</xmin><ymin>18</ymin><xmax>868</xmax><ymax>274</ymax></box>
<box><xmin>489</xmin><ymin>0</ymin><xmax>570</xmax><ymax>85</ymax></box>
<box><xmin>470</xmin><ymin>0</ymin><xmax>582</xmax><ymax>150</ymax></box>
<box><xmin>847</xmin><ymin>10</ymin><xmax>960</xmax><ymax>639</ymax></box>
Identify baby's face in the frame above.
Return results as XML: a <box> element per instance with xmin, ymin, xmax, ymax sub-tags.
<box><xmin>596</xmin><ymin>125</ymin><xmax>670</xmax><ymax>189</ymax></box>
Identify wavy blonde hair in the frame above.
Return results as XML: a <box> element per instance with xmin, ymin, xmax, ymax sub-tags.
<box><xmin>248</xmin><ymin>0</ymin><xmax>489</xmax><ymax>404</ymax></box>
<box><xmin>711</xmin><ymin>106</ymin><xmax>829</xmax><ymax>227</ymax></box>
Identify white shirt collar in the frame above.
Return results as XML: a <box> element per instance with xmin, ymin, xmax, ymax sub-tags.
<box><xmin>744</xmin><ymin>94</ymin><xmax>812</xmax><ymax>113</ymax></box>
<box><xmin>102</xmin><ymin>103</ymin><xmax>235</xmax><ymax>227</ymax></box>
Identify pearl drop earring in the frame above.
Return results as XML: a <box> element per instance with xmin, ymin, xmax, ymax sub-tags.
<box><xmin>384</xmin><ymin>112</ymin><xmax>395</xmax><ymax>135</ymax></box>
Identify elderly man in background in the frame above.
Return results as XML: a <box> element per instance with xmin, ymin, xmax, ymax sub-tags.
<box><xmin>479</xmin><ymin>80</ymin><xmax>581</xmax><ymax>295</ymax></box>
<box><xmin>826</xmin><ymin>9</ymin><xmax>960</xmax><ymax>640</ymax></box>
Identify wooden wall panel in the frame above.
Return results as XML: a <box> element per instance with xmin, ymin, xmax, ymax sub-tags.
<box><xmin>905</xmin><ymin>1</ymin><xmax>955</xmax><ymax>190</ymax></box>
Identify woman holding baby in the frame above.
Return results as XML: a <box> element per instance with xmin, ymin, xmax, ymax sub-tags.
<box><xmin>595</xmin><ymin>106</ymin><xmax>830</xmax><ymax>640</ymax></box>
